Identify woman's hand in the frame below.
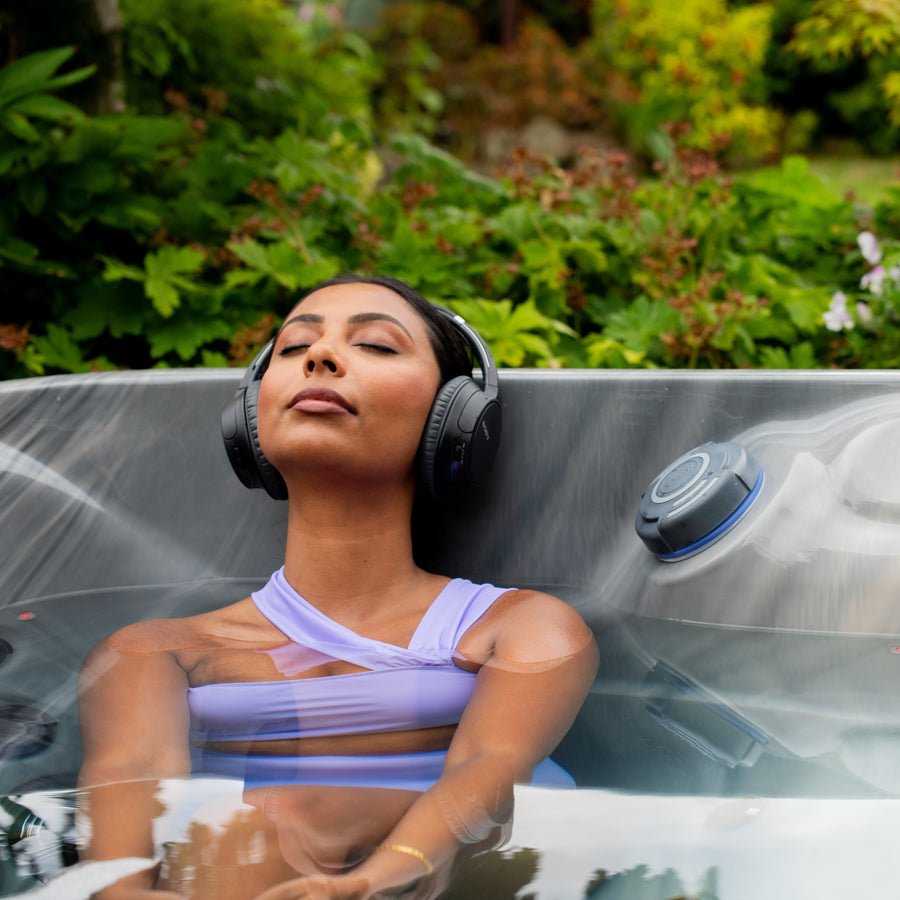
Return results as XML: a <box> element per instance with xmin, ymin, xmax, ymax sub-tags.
<box><xmin>250</xmin><ymin>874</ymin><xmax>370</xmax><ymax>900</ymax></box>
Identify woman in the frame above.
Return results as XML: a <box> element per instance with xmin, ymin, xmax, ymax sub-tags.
<box><xmin>77</xmin><ymin>275</ymin><xmax>599</xmax><ymax>900</ymax></box>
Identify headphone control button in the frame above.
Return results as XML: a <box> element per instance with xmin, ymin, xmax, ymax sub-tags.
<box><xmin>220</xmin><ymin>399</ymin><xmax>240</xmax><ymax>441</ymax></box>
<box><xmin>457</xmin><ymin>392</ymin><xmax>485</xmax><ymax>434</ymax></box>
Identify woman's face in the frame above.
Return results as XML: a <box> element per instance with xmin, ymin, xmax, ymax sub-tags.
<box><xmin>256</xmin><ymin>283</ymin><xmax>443</xmax><ymax>489</ymax></box>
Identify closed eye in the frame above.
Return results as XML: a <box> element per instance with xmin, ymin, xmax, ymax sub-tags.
<box><xmin>278</xmin><ymin>343</ymin><xmax>310</xmax><ymax>356</ymax></box>
<box><xmin>355</xmin><ymin>343</ymin><xmax>398</xmax><ymax>354</ymax></box>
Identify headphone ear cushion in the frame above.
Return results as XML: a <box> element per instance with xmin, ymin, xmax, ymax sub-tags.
<box><xmin>418</xmin><ymin>376</ymin><xmax>474</xmax><ymax>499</ymax></box>
<box><xmin>244</xmin><ymin>380</ymin><xmax>288</xmax><ymax>500</ymax></box>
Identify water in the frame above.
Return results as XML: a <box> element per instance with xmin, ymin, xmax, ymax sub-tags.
<box><xmin>4</xmin><ymin>369</ymin><xmax>900</xmax><ymax>898</ymax></box>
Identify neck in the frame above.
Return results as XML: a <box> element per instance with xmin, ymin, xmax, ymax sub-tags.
<box><xmin>280</xmin><ymin>476</ymin><xmax>426</xmax><ymax>615</ymax></box>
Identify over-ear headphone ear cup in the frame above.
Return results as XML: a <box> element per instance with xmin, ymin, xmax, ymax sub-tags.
<box><xmin>221</xmin><ymin>391</ymin><xmax>257</xmax><ymax>490</ymax></box>
<box><xmin>244</xmin><ymin>379</ymin><xmax>288</xmax><ymax>500</ymax></box>
<box><xmin>418</xmin><ymin>376</ymin><xmax>480</xmax><ymax>499</ymax></box>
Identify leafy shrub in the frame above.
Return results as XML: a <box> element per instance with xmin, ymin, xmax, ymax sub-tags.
<box><xmin>364</xmin><ymin>2</ymin><xmax>602</xmax><ymax>161</ymax></box>
<box><xmin>0</xmin><ymin>25</ymin><xmax>379</xmax><ymax>378</ymax></box>
<box><xmin>0</xmin><ymin>44</ymin><xmax>883</xmax><ymax>378</ymax></box>
<box><xmin>6</xmin><ymin>13</ymin><xmax>900</xmax><ymax>378</ymax></box>
<box><xmin>120</xmin><ymin>0</ymin><xmax>378</xmax><ymax>136</ymax></box>
<box><xmin>818</xmin><ymin>228</ymin><xmax>900</xmax><ymax>367</ymax></box>
<box><xmin>582</xmin><ymin>0</ymin><xmax>783</xmax><ymax>162</ymax></box>
<box><xmin>787</xmin><ymin>0</ymin><xmax>900</xmax><ymax>154</ymax></box>
<box><xmin>362</xmin><ymin>1</ymin><xmax>456</xmax><ymax>138</ymax></box>
<box><xmin>351</xmin><ymin>132</ymin><xmax>864</xmax><ymax>370</ymax></box>
<box><xmin>463</xmin><ymin>18</ymin><xmax>600</xmax><ymax>129</ymax></box>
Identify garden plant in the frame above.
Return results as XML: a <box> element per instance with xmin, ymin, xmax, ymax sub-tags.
<box><xmin>3</xmin><ymin>0</ymin><xmax>900</xmax><ymax>378</ymax></box>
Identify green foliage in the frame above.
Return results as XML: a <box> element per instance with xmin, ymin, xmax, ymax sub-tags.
<box><xmin>584</xmin><ymin>0</ymin><xmax>783</xmax><ymax>161</ymax></box>
<box><xmin>120</xmin><ymin>0</ymin><xmax>378</xmax><ymax>137</ymax></box>
<box><xmin>360</xmin><ymin>0</ymin><xmax>900</xmax><ymax>163</ymax></box>
<box><xmin>781</xmin><ymin>0</ymin><xmax>900</xmax><ymax>153</ymax></box>
<box><xmin>0</xmin><ymin>47</ymin><xmax>94</xmax><ymax>146</ymax></box>
<box><xmin>791</xmin><ymin>0</ymin><xmax>900</xmax><ymax>60</ymax></box>
<box><xmin>353</xmin><ymin>138</ymin><xmax>870</xmax><ymax>370</ymax></box>
<box><xmin>6</xmin><ymin>3</ymin><xmax>900</xmax><ymax>378</ymax></box>
<box><xmin>363</xmin><ymin>1</ymin><xmax>447</xmax><ymax>137</ymax></box>
<box><xmin>448</xmin><ymin>298</ymin><xmax>576</xmax><ymax>367</ymax></box>
<box><xmin>363</xmin><ymin>2</ymin><xmax>602</xmax><ymax>163</ymax></box>
<box><xmin>818</xmin><ymin>223</ymin><xmax>900</xmax><ymax>368</ymax></box>
<box><xmin>0</xmin><ymin>46</ymin><xmax>94</xmax><ymax>166</ymax></box>
<box><xmin>0</xmin><ymin>13</ymin><xmax>380</xmax><ymax>377</ymax></box>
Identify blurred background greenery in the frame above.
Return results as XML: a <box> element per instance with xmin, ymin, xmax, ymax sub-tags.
<box><xmin>4</xmin><ymin>0</ymin><xmax>900</xmax><ymax>376</ymax></box>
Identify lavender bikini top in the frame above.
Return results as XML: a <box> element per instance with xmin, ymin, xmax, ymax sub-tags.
<box><xmin>187</xmin><ymin>568</ymin><xmax>513</xmax><ymax>743</ymax></box>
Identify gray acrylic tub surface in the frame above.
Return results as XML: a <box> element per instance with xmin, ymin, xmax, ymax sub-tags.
<box><xmin>4</xmin><ymin>368</ymin><xmax>900</xmax><ymax>898</ymax></box>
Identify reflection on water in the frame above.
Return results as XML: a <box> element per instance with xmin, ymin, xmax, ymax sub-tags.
<box><xmin>10</xmin><ymin>783</ymin><xmax>900</xmax><ymax>900</ymax></box>
<box><xmin>584</xmin><ymin>865</ymin><xmax>719</xmax><ymax>900</ymax></box>
<box><xmin>8</xmin><ymin>782</ymin><xmax>900</xmax><ymax>899</ymax></box>
<box><xmin>10</xmin><ymin>375</ymin><xmax>900</xmax><ymax>897</ymax></box>
<box><xmin>439</xmin><ymin>847</ymin><xmax>540</xmax><ymax>900</ymax></box>
<box><xmin>5</xmin><ymin>597</ymin><xmax>900</xmax><ymax>899</ymax></box>
<box><xmin>3</xmin><ymin>783</ymin><xmax>729</xmax><ymax>900</ymax></box>
<box><xmin>156</xmin><ymin>782</ymin><xmax>447</xmax><ymax>899</ymax></box>
<box><xmin>6</xmin><ymin>605</ymin><xmax>900</xmax><ymax>899</ymax></box>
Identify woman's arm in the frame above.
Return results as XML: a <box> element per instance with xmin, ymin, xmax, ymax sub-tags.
<box><xmin>78</xmin><ymin>625</ymin><xmax>192</xmax><ymax>899</ymax></box>
<box><xmin>252</xmin><ymin>590</ymin><xmax>599</xmax><ymax>900</ymax></box>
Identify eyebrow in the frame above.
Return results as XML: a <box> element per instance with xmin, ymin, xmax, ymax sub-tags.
<box><xmin>278</xmin><ymin>311</ymin><xmax>413</xmax><ymax>339</ymax></box>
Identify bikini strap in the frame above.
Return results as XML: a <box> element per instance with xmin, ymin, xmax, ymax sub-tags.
<box><xmin>252</xmin><ymin>569</ymin><xmax>513</xmax><ymax>666</ymax></box>
<box><xmin>407</xmin><ymin>579</ymin><xmax>514</xmax><ymax>653</ymax></box>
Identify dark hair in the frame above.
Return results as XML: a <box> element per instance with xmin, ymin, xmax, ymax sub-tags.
<box><xmin>289</xmin><ymin>274</ymin><xmax>473</xmax><ymax>386</ymax></box>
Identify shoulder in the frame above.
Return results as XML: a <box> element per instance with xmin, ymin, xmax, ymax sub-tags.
<box><xmin>79</xmin><ymin>620</ymin><xmax>187</xmax><ymax>689</ymax></box>
<box><xmin>491</xmin><ymin>589</ymin><xmax>595</xmax><ymax>652</ymax></box>
<box><xmin>81</xmin><ymin>598</ymin><xmax>258</xmax><ymax>666</ymax></box>
<box><xmin>457</xmin><ymin>588</ymin><xmax>596</xmax><ymax>668</ymax></box>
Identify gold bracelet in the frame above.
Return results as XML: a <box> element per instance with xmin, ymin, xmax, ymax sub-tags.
<box><xmin>373</xmin><ymin>844</ymin><xmax>434</xmax><ymax>876</ymax></box>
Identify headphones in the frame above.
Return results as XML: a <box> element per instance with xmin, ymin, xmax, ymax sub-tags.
<box><xmin>220</xmin><ymin>307</ymin><xmax>502</xmax><ymax>501</ymax></box>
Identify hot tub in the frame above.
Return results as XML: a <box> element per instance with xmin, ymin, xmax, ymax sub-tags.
<box><xmin>3</xmin><ymin>369</ymin><xmax>900</xmax><ymax>898</ymax></box>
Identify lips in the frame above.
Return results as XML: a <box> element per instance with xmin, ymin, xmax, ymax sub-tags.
<box><xmin>288</xmin><ymin>387</ymin><xmax>355</xmax><ymax>414</ymax></box>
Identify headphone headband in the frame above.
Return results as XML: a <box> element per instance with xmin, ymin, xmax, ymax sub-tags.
<box><xmin>432</xmin><ymin>306</ymin><xmax>499</xmax><ymax>401</ymax></box>
<box><xmin>221</xmin><ymin>306</ymin><xmax>502</xmax><ymax>501</ymax></box>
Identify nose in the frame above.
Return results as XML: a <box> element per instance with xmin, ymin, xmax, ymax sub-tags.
<box><xmin>307</xmin><ymin>357</ymin><xmax>337</xmax><ymax>373</ymax></box>
<box><xmin>304</xmin><ymin>337</ymin><xmax>342</xmax><ymax>376</ymax></box>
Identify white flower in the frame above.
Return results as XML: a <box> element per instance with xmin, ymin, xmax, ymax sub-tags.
<box><xmin>824</xmin><ymin>291</ymin><xmax>854</xmax><ymax>331</ymax></box>
<box><xmin>856</xmin><ymin>301</ymin><xmax>873</xmax><ymax>323</ymax></box>
<box><xmin>858</xmin><ymin>230</ymin><xmax>883</xmax><ymax>265</ymax></box>
<box><xmin>861</xmin><ymin>265</ymin><xmax>886</xmax><ymax>295</ymax></box>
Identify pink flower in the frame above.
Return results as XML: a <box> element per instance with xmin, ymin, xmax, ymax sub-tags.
<box><xmin>824</xmin><ymin>291</ymin><xmax>854</xmax><ymax>331</ymax></box>
<box><xmin>861</xmin><ymin>265</ymin><xmax>886</xmax><ymax>295</ymax></box>
<box><xmin>857</xmin><ymin>231</ymin><xmax>883</xmax><ymax>265</ymax></box>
